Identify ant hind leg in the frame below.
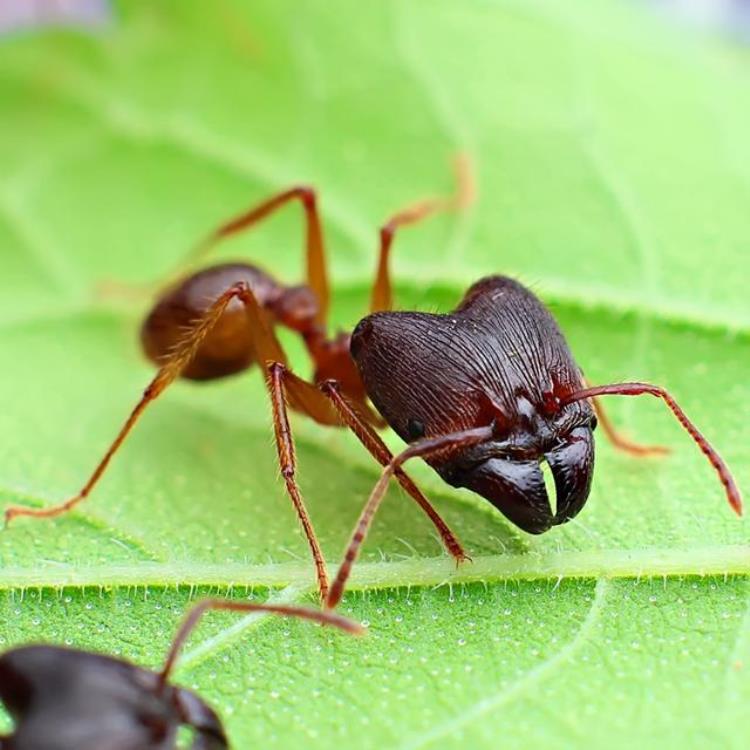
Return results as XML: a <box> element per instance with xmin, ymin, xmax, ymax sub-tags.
<box><xmin>4</xmin><ymin>282</ymin><xmax>254</xmax><ymax>526</ymax></box>
<box><xmin>370</xmin><ymin>155</ymin><xmax>474</xmax><ymax>313</ymax></box>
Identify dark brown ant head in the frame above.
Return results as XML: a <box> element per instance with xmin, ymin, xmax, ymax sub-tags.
<box><xmin>0</xmin><ymin>645</ymin><xmax>227</xmax><ymax>750</ymax></box>
<box><xmin>350</xmin><ymin>275</ymin><xmax>597</xmax><ymax>534</ymax></box>
<box><xmin>0</xmin><ymin>601</ymin><xmax>362</xmax><ymax>750</ymax></box>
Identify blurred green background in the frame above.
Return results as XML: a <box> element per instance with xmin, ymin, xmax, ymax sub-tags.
<box><xmin>0</xmin><ymin>2</ymin><xmax>748</xmax><ymax>748</ymax></box>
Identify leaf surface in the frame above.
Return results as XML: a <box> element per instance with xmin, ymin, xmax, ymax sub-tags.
<box><xmin>0</xmin><ymin>2</ymin><xmax>748</xmax><ymax>748</ymax></box>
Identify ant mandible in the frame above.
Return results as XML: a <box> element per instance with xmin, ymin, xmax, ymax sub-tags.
<box><xmin>4</xmin><ymin>159</ymin><xmax>742</xmax><ymax>608</ymax></box>
<box><xmin>0</xmin><ymin>599</ymin><xmax>362</xmax><ymax>749</ymax></box>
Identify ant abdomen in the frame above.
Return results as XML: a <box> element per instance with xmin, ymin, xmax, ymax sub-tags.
<box><xmin>141</xmin><ymin>263</ymin><xmax>283</xmax><ymax>381</ymax></box>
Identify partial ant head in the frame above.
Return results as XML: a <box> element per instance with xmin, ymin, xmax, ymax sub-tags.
<box><xmin>0</xmin><ymin>644</ymin><xmax>217</xmax><ymax>750</ymax></box>
<box><xmin>350</xmin><ymin>276</ymin><xmax>599</xmax><ymax>534</ymax></box>
<box><xmin>0</xmin><ymin>600</ymin><xmax>362</xmax><ymax>750</ymax></box>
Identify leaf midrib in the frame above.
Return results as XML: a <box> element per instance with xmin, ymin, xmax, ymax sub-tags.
<box><xmin>2</xmin><ymin>546</ymin><xmax>747</xmax><ymax>592</ymax></box>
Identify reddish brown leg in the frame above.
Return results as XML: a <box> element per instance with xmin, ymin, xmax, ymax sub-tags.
<box><xmin>227</xmin><ymin>285</ymin><xmax>346</xmax><ymax>599</ymax></box>
<box><xmin>319</xmin><ymin>380</ymin><xmax>469</xmax><ymax>564</ymax></box>
<box><xmin>100</xmin><ymin>187</ymin><xmax>330</xmax><ymax>318</ymax></box>
<box><xmin>265</xmin><ymin>362</ymin><xmax>330</xmax><ymax>600</ymax></box>
<box><xmin>4</xmin><ymin>283</ymin><xmax>253</xmax><ymax>526</ymax></box>
<box><xmin>160</xmin><ymin>598</ymin><xmax>363</xmax><ymax>687</ymax></box>
<box><xmin>370</xmin><ymin>155</ymin><xmax>474</xmax><ymax>313</ymax></box>
<box><xmin>591</xmin><ymin>396</ymin><xmax>669</xmax><ymax>456</ymax></box>
<box><xmin>4</xmin><ymin>282</ymin><xmax>333</xmax><ymax>600</ymax></box>
<box><xmin>564</xmin><ymin>382</ymin><xmax>742</xmax><ymax>515</ymax></box>
<box><xmin>326</xmin><ymin>423</ymin><xmax>494</xmax><ymax>609</ymax></box>
<box><xmin>191</xmin><ymin>187</ymin><xmax>329</xmax><ymax>326</ymax></box>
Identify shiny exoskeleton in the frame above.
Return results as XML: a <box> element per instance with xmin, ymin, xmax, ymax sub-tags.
<box><xmin>0</xmin><ymin>600</ymin><xmax>360</xmax><ymax>750</ymax></box>
<box><xmin>0</xmin><ymin>646</ymin><xmax>226</xmax><ymax>750</ymax></box>
<box><xmin>351</xmin><ymin>276</ymin><xmax>596</xmax><ymax>534</ymax></box>
<box><xmin>4</xmin><ymin>164</ymin><xmax>741</xmax><ymax>609</ymax></box>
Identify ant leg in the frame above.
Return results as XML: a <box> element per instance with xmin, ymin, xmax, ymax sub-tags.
<box><xmin>370</xmin><ymin>155</ymin><xmax>474</xmax><ymax>312</ymax></box>
<box><xmin>582</xmin><ymin>375</ymin><xmax>668</xmax><ymax>456</ymax></box>
<box><xmin>191</xmin><ymin>187</ymin><xmax>329</xmax><ymax>326</ymax></box>
<box><xmin>102</xmin><ymin>187</ymin><xmax>332</xmax><ymax>322</ymax></box>
<box><xmin>3</xmin><ymin>283</ymin><xmax>255</xmax><ymax>527</ymax></box>
<box><xmin>564</xmin><ymin>382</ymin><xmax>742</xmax><ymax>515</ymax></box>
<box><xmin>265</xmin><ymin>362</ymin><xmax>331</xmax><ymax>599</ymax></box>
<box><xmin>169</xmin><ymin>601</ymin><xmax>362</xmax><ymax>749</ymax></box>
<box><xmin>4</xmin><ymin>279</ymin><xmax>331</xmax><ymax>600</ymax></box>
<box><xmin>162</xmin><ymin>598</ymin><xmax>362</xmax><ymax>685</ymax></box>
<box><xmin>591</xmin><ymin>396</ymin><xmax>668</xmax><ymax>456</ymax></box>
<box><xmin>319</xmin><ymin>380</ymin><xmax>469</xmax><ymax>564</ymax></box>
<box><xmin>326</xmin><ymin>423</ymin><xmax>494</xmax><ymax>609</ymax></box>
<box><xmin>233</xmin><ymin>285</ymin><xmax>356</xmax><ymax>598</ymax></box>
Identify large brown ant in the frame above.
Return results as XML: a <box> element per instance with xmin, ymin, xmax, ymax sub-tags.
<box><xmin>4</xmin><ymin>160</ymin><xmax>742</xmax><ymax>608</ymax></box>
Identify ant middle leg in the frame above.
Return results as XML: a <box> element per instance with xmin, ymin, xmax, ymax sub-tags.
<box><xmin>234</xmin><ymin>294</ymin><xmax>471</xmax><ymax>588</ymax></box>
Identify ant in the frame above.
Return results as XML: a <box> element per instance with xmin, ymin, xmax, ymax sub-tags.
<box><xmin>4</xmin><ymin>160</ymin><xmax>742</xmax><ymax>608</ymax></box>
<box><xmin>0</xmin><ymin>599</ymin><xmax>362</xmax><ymax>749</ymax></box>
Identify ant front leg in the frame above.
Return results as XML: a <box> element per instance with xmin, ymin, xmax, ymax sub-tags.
<box><xmin>370</xmin><ymin>155</ymin><xmax>474</xmax><ymax>312</ymax></box>
<box><xmin>326</xmin><ymin>423</ymin><xmax>494</xmax><ymax>609</ymax></box>
<box><xmin>565</xmin><ymin>382</ymin><xmax>742</xmax><ymax>515</ymax></box>
<box><xmin>582</xmin><ymin>376</ymin><xmax>668</xmax><ymax>457</ymax></box>
<box><xmin>319</xmin><ymin>380</ymin><xmax>470</xmax><ymax>565</ymax></box>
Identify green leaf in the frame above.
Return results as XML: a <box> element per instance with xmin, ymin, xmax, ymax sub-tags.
<box><xmin>0</xmin><ymin>1</ymin><xmax>748</xmax><ymax>748</ymax></box>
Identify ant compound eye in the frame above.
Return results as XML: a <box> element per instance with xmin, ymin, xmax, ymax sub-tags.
<box><xmin>407</xmin><ymin>418</ymin><xmax>426</xmax><ymax>440</ymax></box>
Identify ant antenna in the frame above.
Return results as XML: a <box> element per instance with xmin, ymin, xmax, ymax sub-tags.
<box><xmin>563</xmin><ymin>382</ymin><xmax>742</xmax><ymax>515</ymax></box>
<box><xmin>158</xmin><ymin>599</ymin><xmax>364</xmax><ymax>688</ymax></box>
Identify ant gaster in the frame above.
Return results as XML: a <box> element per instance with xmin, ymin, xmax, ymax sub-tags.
<box><xmin>4</xmin><ymin>160</ymin><xmax>742</xmax><ymax>608</ymax></box>
<box><xmin>0</xmin><ymin>599</ymin><xmax>361</xmax><ymax>749</ymax></box>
